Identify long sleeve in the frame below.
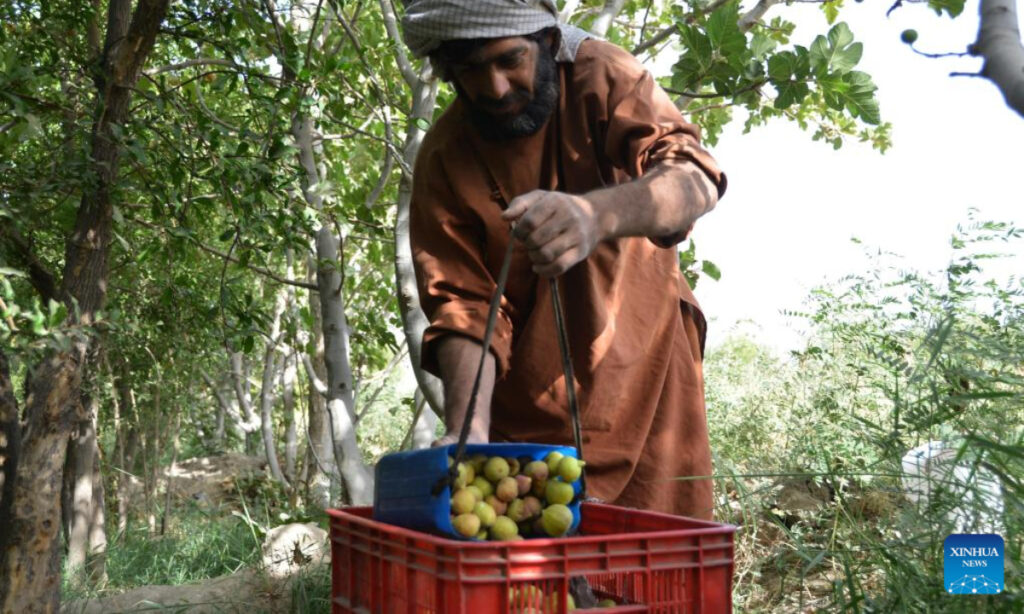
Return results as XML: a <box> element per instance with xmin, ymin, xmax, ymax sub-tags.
<box><xmin>409</xmin><ymin>145</ymin><xmax>515</xmax><ymax>378</ymax></box>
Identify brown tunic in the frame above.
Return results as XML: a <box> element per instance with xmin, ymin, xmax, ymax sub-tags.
<box><xmin>410</xmin><ymin>39</ymin><xmax>726</xmax><ymax>519</ymax></box>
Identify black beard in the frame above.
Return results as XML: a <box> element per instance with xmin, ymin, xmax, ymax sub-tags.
<box><xmin>459</xmin><ymin>45</ymin><xmax>559</xmax><ymax>142</ymax></box>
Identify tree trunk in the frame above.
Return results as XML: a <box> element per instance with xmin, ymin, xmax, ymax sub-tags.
<box><xmin>393</xmin><ymin>64</ymin><xmax>444</xmax><ymax>419</ymax></box>
<box><xmin>64</xmin><ymin>399</ymin><xmax>107</xmax><ymax>587</ymax></box>
<box><xmin>160</xmin><ymin>410</ymin><xmax>180</xmax><ymax>536</ymax></box>
<box><xmin>282</xmin><ymin>353</ymin><xmax>298</xmax><ymax>482</ymax></box>
<box><xmin>0</xmin><ymin>1</ymin><xmax>170</xmax><ymax>609</ymax></box>
<box><xmin>304</xmin><ymin>254</ymin><xmax>334</xmax><ymax>509</ymax></box>
<box><xmin>115</xmin><ymin>376</ymin><xmax>138</xmax><ymax>535</ymax></box>
<box><xmin>975</xmin><ymin>0</ymin><xmax>1024</xmax><ymax>117</ymax></box>
<box><xmin>229</xmin><ymin>352</ymin><xmax>261</xmax><ymax>440</ymax></box>
<box><xmin>259</xmin><ymin>284</ymin><xmax>290</xmax><ymax>488</ymax></box>
<box><xmin>0</xmin><ymin>348</ymin><xmax>19</xmax><ymax>547</ymax></box>
<box><xmin>315</xmin><ymin>228</ymin><xmax>373</xmax><ymax>505</ymax></box>
<box><xmin>410</xmin><ymin>391</ymin><xmax>439</xmax><ymax>450</ymax></box>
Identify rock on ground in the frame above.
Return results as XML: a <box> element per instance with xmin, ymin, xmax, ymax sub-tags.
<box><xmin>64</xmin><ymin>522</ymin><xmax>331</xmax><ymax>613</ymax></box>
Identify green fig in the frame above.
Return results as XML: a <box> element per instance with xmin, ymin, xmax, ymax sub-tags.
<box><xmin>506</xmin><ymin>498</ymin><xmax>527</xmax><ymax>523</ymax></box>
<box><xmin>540</xmin><ymin>504</ymin><xmax>573</xmax><ymax>537</ymax></box>
<box><xmin>489</xmin><ymin>515</ymin><xmax>519</xmax><ymax>540</ymax></box>
<box><xmin>452</xmin><ymin>512</ymin><xmax>481</xmax><ymax>538</ymax></box>
<box><xmin>471</xmin><ymin>476</ymin><xmax>494</xmax><ymax>498</ymax></box>
<box><xmin>473</xmin><ymin>500</ymin><xmax>497</xmax><ymax>528</ymax></box>
<box><xmin>468</xmin><ymin>453</ymin><xmax>488</xmax><ymax>473</ymax></box>
<box><xmin>545</xmin><ymin>480</ymin><xmax>575</xmax><ymax>506</ymax></box>
<box><xmin>484</xmin><ymin>456</ymin><xmax>510</xmax><ymax>482</ymax></box>
<box><xmin>458</xmin><ymin>462</ymin><xmax>476</xmax><ymax>488</ymax></box>
<box><xmin>556</xmin><ymin>457</ymin><xmax>585</xmax><ymax>483</ymax></box>
<box><xmin>544</xmin><ymin>451</ymin><xmax>564</xmax><ymax>474</ymax></box>
<box><xmin>523</xmin><ymin>460</ymin><xmax>549</xmax><ymax>481</ymax></box>
<box><xmin>450</xmin><ymin>487</ymin><xmax>477</xmax><ymax>514</ymax></box>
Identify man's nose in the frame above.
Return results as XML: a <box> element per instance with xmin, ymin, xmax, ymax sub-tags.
<box><xmin>483</xmin><ymin>67</ymin><xmax>512</xmax><ymax>100</ymax></box>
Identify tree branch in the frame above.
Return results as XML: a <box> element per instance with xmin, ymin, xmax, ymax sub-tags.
<box><xmin>301</xmin><ymin>353</ymin><xmax>329</xmax><ymax>396</ymax></box>
<box><xmin>739</xmin><ymin>0</ymin><xmax>783</xmax><ymax>33</ymax></box>
<box><xmin>145</xmin><ymin>58</ymin><xmax>237</xmax><ymax>76</ymax></box>
<box><xmin>126</xmin><ymin>215</ymin><xmax>317</xmax><ymax>289</ymax></box>
<box><xmin>632</xmin><ymin>24</ymin><xmax>677</xmax><ymax>56</ymax></box>
<box><xmin>974</xmin><ymin>0</ymin><xmax>1024</xmax><ymax>117</ymax></box>
<box><xmin>0</xmin><ymin>225</ymin><xmax>60</xmax><ymax>303</ymax></box>
<box><xmin>379</xmin><ymin>0</ymin><xmax>417</xmax><ymax>87</ymax></box>
<box><xmin>592</xmin><ymin>0</ymin><xmax>627</xmax><ymax>37</ymax></box>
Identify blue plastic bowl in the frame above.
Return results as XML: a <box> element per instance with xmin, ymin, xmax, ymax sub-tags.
<box><xmin>373</xmin><ymin>442</ymin><xmax>582</xmax><ymax>540</ymax></box>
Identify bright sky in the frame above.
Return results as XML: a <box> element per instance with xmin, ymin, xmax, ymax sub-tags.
<box><xmin>690</xmin><ymin>2</ymin><xmax>1024</xmax><ymax>354</ymax></box>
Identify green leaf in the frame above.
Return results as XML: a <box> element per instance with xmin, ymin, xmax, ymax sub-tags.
<box><xmin>928</xmin><ymin>0</ymin><xmax>965</xmax><ymax>17</ymax></box>
<box><xmin>822</xmin><ymin>0</ymin><xmax>842</xmax><ymax>25</ymax></box>
<box><xmin>47</xmin><ymin>299</ymin><xmax>67</xmax><ymax>328</ymax></box>
<box><xmin>701</xmin><ymin>260</ymin><xmax>722</xmax><ymax>281</ymax></box>
<box><xmin>750</xmin><ymin>33</ymin><xmax>776</xmax><ymax>60</ymax></box>
<box><xmin>706</xmin><ymin>3</ymin><xmax>747</xmax><ymax>66</ymax></box>
<box><xmin>840</xmin><ymin>71</ymin><xmax>881</xmax><ymax>124</ymax></box>
<box><xmin>767</xmin><ymin>51</ymin><xmax>796</xmax><ymax>82</ymax></box>
<box><xmin>809</xmin><ymin>23</ymin><xmax>862</xmax><ymax>75</ymax></box>
<box><xmin>774</xmin><ymin>80</ymin><xmax>810</xmax><ymax>109</ymax></box>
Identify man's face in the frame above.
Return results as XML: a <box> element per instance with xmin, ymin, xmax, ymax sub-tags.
<box><xmin>449</xmin><ymin>36</ymin><xmax>559</xmax><ymax>141</ymax></box>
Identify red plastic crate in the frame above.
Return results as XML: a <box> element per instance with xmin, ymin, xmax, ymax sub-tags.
<box><xmin>328</xmin><ymin>502</ymin><xmax>736</xmax><ymax>613</ymax></box>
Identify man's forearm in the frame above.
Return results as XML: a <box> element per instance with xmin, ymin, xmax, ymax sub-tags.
<box><xmin>589</xmin><ymin>160</ymin><xmax>719</xmax><ymax>242</ymax></box>
<box><xmin>436</xmin><ymin>334</ymin><xmax>494</xmax><ymax>444</ymax></box>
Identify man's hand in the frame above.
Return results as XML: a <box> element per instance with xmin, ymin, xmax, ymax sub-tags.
<box><xmin>431</xmin><ymin>429</ymin><xmax>489</xmax><ymax>448</ymax></box>
<box><xmin>501</xmin><ymin>190</ymin><xmax>608</xmax><ymax>278</ymax></box>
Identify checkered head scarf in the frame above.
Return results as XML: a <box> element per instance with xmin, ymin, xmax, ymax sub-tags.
<box><xmin>401</xmin><ymin>0</ymin><xmax>591</xmax><ymax>62</ymax></box>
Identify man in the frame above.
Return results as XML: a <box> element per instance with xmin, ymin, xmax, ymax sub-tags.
<box><xmin>402</xmin><ymin>0</ymin><xmax>726</xmax><ymax>519</ymax></box>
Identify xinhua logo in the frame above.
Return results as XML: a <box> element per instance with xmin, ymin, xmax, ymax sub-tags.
<box><xmin>944</xmin><ymin>534</ymin><xmax>1004</xmax><ymax>595</ymax></box>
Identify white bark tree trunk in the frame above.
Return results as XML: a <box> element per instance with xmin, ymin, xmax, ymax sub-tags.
<box><xmin>304</xmin><ymin>254</ymin><xmax>335</xmax><ymax>509</ymax></box>
<box><xmin>975</xmin><ymin>0</ymin><xmax>1024</xmax><ymax>117</ymax></box>
<box><xmin>229</xmin><ymin>352</ymin><xmax>261</xmax><ymax>436</ymax></box>
<box><xmin>64</xmin><ymin>400</ymin><xmax>107</xmax><ymax>587</ymax></box>
<box><xmin>315</xmin><ymin>228</ymin><xmax>373</xmax><ymax>504</ymax></box>
<box><xmin>201</xmin><ymin>372</ymin><xmax>247</xmax><ymax>443</ymax></box>
<box><xmin>259</xmin><ymin>285</ymin><xmax>290</xmax><ymax>488</ymax></box>
<box><xmin>282</xmin><ymin>352</ymin><xmax>298</xmax><ymax>482</ymax></box>
<box><xmin>410</xmin><ymin>390</ymin><xmax>439</xmax><ymax>450</ymax></box>
<box><xmin>377</xmin><ymin>0</ymin><xmax>445</xmax><ymax>418</ymax></box>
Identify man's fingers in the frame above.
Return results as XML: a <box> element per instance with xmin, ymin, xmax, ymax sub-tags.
<box><xmin>528</xmin><ymin>231</ymin><xmax>577</xmax><ymax>266</ymax></box>
<box><xmin>501</xmin><ymin>190</ymin><xmax>546</xmax><ymax>223</ymax></box>
<box><xmin>533</xmin><ymin>247</ymin><xmax>584</xmax><ymax>278</ymax></box>
<box><xmin>513</xmin><ymin>200</ymin><xmax>558</xmax><ymax>243</ymax></box>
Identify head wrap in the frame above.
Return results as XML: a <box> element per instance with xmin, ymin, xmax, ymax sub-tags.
<box><xmin>401</xmin><ymin>0</ymin><xmax>591</xmax><ymax>62</ymax></box>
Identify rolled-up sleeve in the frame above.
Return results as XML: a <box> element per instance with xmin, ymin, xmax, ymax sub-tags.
<box><xmin>581</xmin><ymin>43</ymin><xmax>727</xmax><ymax>247</ymax></box>
<box><xmin>410</xmin><ymin>148</ymin><xmax>514</xmax><ymax>378</ymax></box>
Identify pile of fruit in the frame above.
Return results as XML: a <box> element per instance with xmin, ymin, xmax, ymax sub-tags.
<box><xmin>509</xmin><ymin>586</ymin><xmax>618</xmax><ymax>612</ymax></box>
<box><xmin>447</xmin><ymin>450</ymin><xmax>584</xmax><ymax>541</ymax></box>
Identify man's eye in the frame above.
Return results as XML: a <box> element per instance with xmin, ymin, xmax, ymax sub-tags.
<box><xmin>498</xmin><ymin>55</ymin><xmax>523</xmax><ymax>69</ymax></box>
